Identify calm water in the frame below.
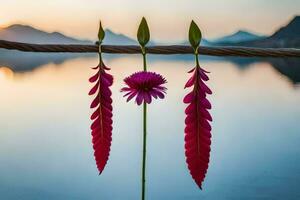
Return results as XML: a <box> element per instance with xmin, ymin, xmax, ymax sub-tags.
<box><xmin>0</xmin><ymin>55</ymin><xmax>300</xmax><ymax>200</ymax></box>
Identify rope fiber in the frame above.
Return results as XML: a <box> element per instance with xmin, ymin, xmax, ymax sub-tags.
<box><xmin>0</xmin><ymin>40</ymin><xmax>300</xmax><ymax>58</ymax></box>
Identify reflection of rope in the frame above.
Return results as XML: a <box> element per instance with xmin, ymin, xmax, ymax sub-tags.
<box><xmin>0</xmin><ymin>40</ymin><xmax>300</xmax><ymax>58</ymax></box>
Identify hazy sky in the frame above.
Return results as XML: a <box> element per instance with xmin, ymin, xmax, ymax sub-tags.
<box><xmin>0</xmin><ymin>0</ymin><xmax>299</xmax><ymax>41</ymax></box>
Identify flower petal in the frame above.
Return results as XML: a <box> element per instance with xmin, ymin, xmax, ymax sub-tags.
<box><xmin>127</xmin><ymin>91</ymin><xmax>138</xmax><ymax>102</ymax></box>
<box><xmin>136</xmin><ymin>92</ymin><xmax>144</xmax><ymax>105</ymax></box>
<box><xmin>144</xmin><ymin>92</ymin><xmax>152</xmax><ymax>104</ymax></box>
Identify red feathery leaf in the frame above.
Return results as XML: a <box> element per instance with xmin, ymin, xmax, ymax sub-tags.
<box><xmin>89</xmin><ymin>63</ymin><xmax>113</xmax><ymax>174</ymax></box>
<box><xmin>183</xmin><ymin>66</ymin><xmax>212</xmax><ymax>189</ymax></box>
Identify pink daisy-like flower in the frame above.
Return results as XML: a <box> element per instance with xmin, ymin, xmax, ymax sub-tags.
<box><xmin>121</xmin><ymin>71</ymin><xmax>167</xmax><ymax>105</ymax></box>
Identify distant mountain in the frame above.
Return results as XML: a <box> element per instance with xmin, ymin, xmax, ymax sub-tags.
<box><xmin>213</xmin><ymin>30</ymin><xmax>266</xmax><ymax>44</ymax></box>
<box><xmin>179</xmin><ymin>31</ymin><xmax>265</xmax><ymax>46</ymax></box>
<box><xmin>235</xmin><ymin>16</ymin><xmax>300</xmax><ymax>48</ymax></box>
<box><xmin>271</xmin><ymin>16</ymin><xmax>300</xmax><ymax>40</ymax></box>
<box><xmin>0</xmin><ymin>24</ymin><xmax>138</xmax><ymax>45</ymax></box>
<box><xmin>102</xmin><ymin>29</ymin><xmax>137</xmax><ymax>45</ymax></box>
<box><xmin>0</xmin><ymin>24</ymin><xmax>92</xmax><ymax>44</ymax></box>
<box><xmin>179</xmin><ymin>38</ymin><xmax>212</xmax><ymax>46</ymax></box>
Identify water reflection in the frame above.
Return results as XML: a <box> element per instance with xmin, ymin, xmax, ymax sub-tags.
<box><xmin>1</xmin><ymin>49</ymin><xmax>299</xmax><ymax>86</ymax></box>
<box><xmin>0</xmin><ymin>66</ymin><xmax>14</xmax><ymax>83</ymax></box>
<box><xmin>0</xmin><ymin>55</ymin><xmax>300</xmax><ymax>199</ymax></box>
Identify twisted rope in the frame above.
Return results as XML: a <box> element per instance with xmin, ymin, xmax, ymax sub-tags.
<box><xmin>0</xmin><ymin>40</ymin><xmax>300</xmax><ymax>57</ymax></box>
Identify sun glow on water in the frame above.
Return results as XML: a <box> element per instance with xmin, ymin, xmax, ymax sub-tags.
<box><xmin>0</xmin><ymin>67</ymin><xmax>14</xmax><ymax>81</ymax></box>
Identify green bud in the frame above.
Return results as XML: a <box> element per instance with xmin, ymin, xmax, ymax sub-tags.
<box><xmin>189</xmin><ymin>20</ymin><xmax>202</xmax><ymax>50</ymax></box>
<box><xmin>137</xmin><ymin>17</ymin><xmax>150</xmax><ymax>47</ymax></box>
<box><xmin>98</xmin><ymin>21</ymin><xmax>105</xmax><ymax>43</ymax></box>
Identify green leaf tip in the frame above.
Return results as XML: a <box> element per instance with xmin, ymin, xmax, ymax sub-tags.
<box><xmin>137</xmin><ymin>17</ymin><xmax>150</xmax><ymax>47</ymax></box>
<box><xmin>189</xmin><ymin>20</ymin><xmax>202</xmax><ymax>50</ymax></box>
<box><xmin>98</xmin><ymin>21</ymin><xmax>105</xmax><ymax>43</ymax></box>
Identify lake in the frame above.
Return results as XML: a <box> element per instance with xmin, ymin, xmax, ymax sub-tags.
<box><xmin>0</xmin><ymin>54</ymin><xmax>300</xmax><ymax>199</ymax></box>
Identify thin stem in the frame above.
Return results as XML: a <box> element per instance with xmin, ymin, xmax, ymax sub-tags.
<box><xmin>194</xmin><ymin>55</ymin><xmax>200</xmax><ymax>155</ymax></box>
<box><xmin>98</xmin><ymin>52</ymin><xmax>103</xmax><ymax>64</ymax></box>
<box><xmin>195</xmin><ymin>54</ymin><xmax>199</xmax><ymax>67</ymax></box>
<box><xmin>141</xmin><ymin>46</ymin><xmax>147</xmax><ymax>200</ymax></box>
<box><xmin>141</xmin><ymin>102</ymin><xmax>147</xmax><ymax>200</ymax></box>
<box><xmin>97</xmin><ymin>43</ymin><xmax>104</xmax><ymax>151</ymax></box>
<box><xmin>141</xmin><ymin>45</ymin><xmax>147</xmax><ymax>200</ymax></box>
<box><xmin>142</xmin><ymin>47</ymin><xmax>147</xmax><ymax>71</ymax></box>
<box><xmin>194</xmin><ymin>47</ymin><xmax>200</xmax><ymax>67</ymax></box>
<box><xmin>98</xmin><ymin>41</ymin><xmax>103</xmax><ymax>64</ymax></box>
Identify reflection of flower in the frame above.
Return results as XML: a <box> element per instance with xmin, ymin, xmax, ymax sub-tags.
<box><xmin>121</xmin><ymin>71</ymin><xmax>167</xmax><ymax>105</ymax></box>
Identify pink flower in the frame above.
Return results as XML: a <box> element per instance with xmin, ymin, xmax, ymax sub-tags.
<box><xmin>121</xmin><ymin>71</ymin><xmax>167</xmax><ymax>105</ymax></box>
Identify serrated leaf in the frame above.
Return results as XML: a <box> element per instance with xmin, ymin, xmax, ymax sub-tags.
<box><xmin>89</xmin><ymin>63</ymin><xmax>114</xmax><ymax>174</ymax></box>
<box><xmin>137</xmin><ymin>17</ymin><xmax>150</xmax><ymax>47</ymax></box>
<box><xmin>98</xmin><ymin>21</ymin><xmax>105</xmax><ymax>43</ymax></box>
<box><xmin>183</xmin><ymin>66</ymin><xmax>212</xmax><ymax>189</ymax></box>
<box><xmin>189</xmin><ymin>20</ymin><xmax>202</xmax><ymax>49</ymax></box>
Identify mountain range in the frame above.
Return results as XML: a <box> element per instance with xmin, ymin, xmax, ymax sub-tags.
<box><xmin>213</xmin><ymin>30</ymin><xmax>266</xmax><ymax>43</ymax></box>
<box><xmin>0</xmin><ymin>16</ymin><xmax>299</xmax><ymax>47</ymax></box>
<box><xmin>230</xmin><ymin>16</ymin><xmax>300</xmax><ymax>48</ymax></box>
<box><xmin>0</xmin><ymin>24</ymin><xmax>92</xmax><ymax>44</ymax></box>
<box><xmin>0</xmin><ymin>24</ymin><xmax>142</xmax><ymax>45</ymax></box>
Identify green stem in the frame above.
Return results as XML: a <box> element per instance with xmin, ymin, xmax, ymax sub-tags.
<box><xmin>141</xmin><ymin>102</ymin><xmax>147</xmax><ymax>200</ymax></box>
<box><xmin>194</xmin><ymin>47</ymin><xmax>199</xmax><ymax>67</ymax></box>
<box><xmin>142</xmin><ymin>47</ymin><xmax>147</xmax><ymax>71</ymax></box>
<box><xmin>141</xmin><ymin>45</ymin><xmax>147</xmax><ymax>200</ymax></box>
<box><xmin>98</xmin><ymin>53</ymin><xmax>103</xmax><ymax>64</ymax></box>
<box><xmin>98</xmin><ymin>42</ymin><xmax>103</xmax><ymax>64</ymax></box>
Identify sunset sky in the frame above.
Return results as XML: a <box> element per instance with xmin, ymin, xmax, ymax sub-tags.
<box><xmin>0</xmin><ymin>0</ymin><xmax>299</xmax><ymax>41</ymax></box>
